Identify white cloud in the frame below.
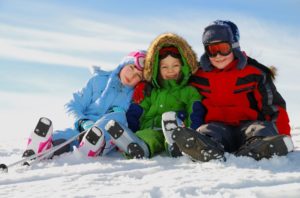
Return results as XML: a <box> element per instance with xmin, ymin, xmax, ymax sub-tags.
<box><xmin>0</xmin><ymin>38</ymin><xmax>107</xmax><ymax>68</ymax></box>
<box><xmin>0</xmin><ymin>22</ymin><xmax>150</xmax><ymax>69</ymax></box>
<box><xmin>1</xmin><ymin>10</ymin><xmax>299</xmax><ymax>71</ymax></box>
<box><xmin>70</xmin><ymin>19</ymin><xmax>155</xmax><ymax>40</ymax></box>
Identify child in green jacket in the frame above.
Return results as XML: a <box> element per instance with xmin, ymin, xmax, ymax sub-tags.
<box><xmin>105</xmin><ymin>33</ymin><xmax>205</xmax><ymax>158</ymax></box>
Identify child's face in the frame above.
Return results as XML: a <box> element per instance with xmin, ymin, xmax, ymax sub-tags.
<box><xmin>209</xmin><ymin>52</ymin><xmax>234</xmax><ymax>69</ymax></box>
<box><xmin>206</xmin><ymin>41</ymin><xmax>235</xmax><ymax>69</ymax></box>
<box><xmin>119</xmin><ymin>64</ymin><xmax>143</xmax><ymax>87</ymax></box>
<box><xmin>159</xmin><ymin>55</ymin><xmax>181</xmax><ymax>80</ymax></box>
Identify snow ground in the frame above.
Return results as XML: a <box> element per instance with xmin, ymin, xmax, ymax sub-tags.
<box><xmin>0</xmin><ymin>93</ymin><xmax>300</xmax><ymax>198</ymax></box>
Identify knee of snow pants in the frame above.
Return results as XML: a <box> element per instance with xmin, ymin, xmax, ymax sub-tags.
<box><xmin>94</xmin><ymin>112</ymin><xmax>127</xmax><ymax>155</ymax></box>
<box><xmin>197</xmin><ymin>122</ymin><xmax>237</xmax><ymax>152</ymax></box>
<box><xmin>136</xmin><ymin>128</ymin><xmax>165</xmax><ymax>158</ymax></box>
<box><xmin>238</xmin><ymin>121</ymin><xmax>279</xmax><ymax>139</ymax></box>
<box><xmin>52</xmin><ymin>128</ymin><xmax>80</xmax><ymax>153</ymax></box>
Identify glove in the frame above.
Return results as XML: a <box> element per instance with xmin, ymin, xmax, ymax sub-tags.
<box><xmin>112</xmin><ymin>106</ymin><xmax>125</xmax><ymax>113</ymax></box>
<box><xmin>78</xmin><ymin>119</ymin><xmax>95</xmax><ymax>132</ymax></box>
<box><xmin>176</xmin><ymin>111</ymin><xmax>186</xmax><ymax>127</ymax></box>
<box><xmin>132</xmin><ymin>81</ymin><xmax>152</xmax><ymax>104</ymax></box>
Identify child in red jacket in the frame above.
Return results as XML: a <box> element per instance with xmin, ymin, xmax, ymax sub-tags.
<box><xmin>170</xmin><ymin>20</ymin><xmax>294</xmax><ymax>161</ymax></box>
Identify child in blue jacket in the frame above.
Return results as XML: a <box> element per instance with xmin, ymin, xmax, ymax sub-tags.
<box><xmin>23</xmin><ymin>50</ymin><xmax>146</xmax><ymax>158</ymax></box>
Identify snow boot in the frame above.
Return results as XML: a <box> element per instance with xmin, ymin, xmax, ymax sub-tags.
<box><xmin>78</xmin><ymin>126</ymin><xmax>105</xmax><ymax>157</ymax></box>
<box><xmin>23</xmin><ymin>117</ymin><xmax>53</xmax><ymax>158</ymax></box>
<box><xmin>161</xmin><ymin>111</ymin><xmax>182</xmax><ymax>157</ymax></box>
<box><xmin>235</xmin><ymin>135</ymin><xmax>294</xmax><ymax>160</ymax></box>
<box><xmin>105</xmin><ymin>120</ymin><xmax>149</xmax><ymax>159</ymax></box>
<box><xmin>172</xmin><ymin>127</ymin><xmax>225</xmax><ymax>162</ymax></box>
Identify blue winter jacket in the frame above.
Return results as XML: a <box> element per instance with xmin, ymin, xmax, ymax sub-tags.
<box><xmin>65</xmin><ymin>64</ymin><xmax>134</xmax><ymax>129</ymax></box>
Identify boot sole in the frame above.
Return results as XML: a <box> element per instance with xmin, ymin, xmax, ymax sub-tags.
<box><xmin>78</xmin><ymin>126</ymin><xmax>105</xmax><ymax>157</ymax></box>
<box><xmin>85</xmin><ymin>126</ymin><xmax>103</xmax><ymax>146</ymax></box>
<box><xmin>172</xmin><ymin>127</ymin><xmax>224</xmax><ymax>162</ymax></box>
<box><xmin>23</xmin><ymin>117</ymin><xmax>53</xmax><ymax>158</ymax></box>
<box><xmin>236</xmin><ymin>135</ymin><xmax>294</xmax><ymax>160</ymax></box>
<box><xmin>106</xmin><ymin>120</ymin><xmax>149</xmax><ymax>158</ymax></box>
<box><xmin>34</xmin><ymin>117</ymin><xmax>52</xmax><ymax>137</ymax></box>
<box><xmin>128</xmin><ymin>143</ymin><xmax>145</xmax><ymax>159</ymax></box>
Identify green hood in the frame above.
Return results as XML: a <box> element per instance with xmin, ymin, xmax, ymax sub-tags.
<box><xmin>144</xmin><ymin>33</ymin><xmax>198</xmax><ymax>89</ymax></box>
<box><xmin>151</xmin><ymin>46</ymin><xmax>191</xmax><ymax>88</ymax></box>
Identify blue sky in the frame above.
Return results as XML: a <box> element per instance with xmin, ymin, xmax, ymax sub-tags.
<box><xmin>1</xmin><ymin>0</ymin><xmax>300</xmax><ymax>124</ymax></box>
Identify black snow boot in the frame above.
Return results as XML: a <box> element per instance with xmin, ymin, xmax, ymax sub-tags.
<box><xmin>172</xmin><ymin>127</ymin><xmax>225</xmax><ymax>162</ymax></box>
<box><xmin>235</xmin><ymin>135</ymin><xmax>294</xmax><ymax>160</ymax></box>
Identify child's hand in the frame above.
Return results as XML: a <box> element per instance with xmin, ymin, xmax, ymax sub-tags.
<box><xmin>112</xmin><ymin>106</ymin><xmax>124</xmax><ymax>113</ymax></box>
<box><xmin>78</xmin><ymin>119</ymin><xmax>95</xmax><ymax>132</ymax></box>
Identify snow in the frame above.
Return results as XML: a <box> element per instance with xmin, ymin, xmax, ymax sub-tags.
<box><xmin>0</xmin><ymin>93</ymin><xmax>300</xmax><ymax>198</ymax></box>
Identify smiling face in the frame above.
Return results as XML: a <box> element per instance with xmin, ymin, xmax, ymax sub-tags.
<box><xmin>209</xmin><ymin>52</ymin><xmax>235</xmax><ymax>69</ymax></box>
<box><xmin>207</xmin><ymin>41</ymin><xmax>235</xmax><ymax>69</ymax></box>
<box><xmin>159</xmin><ymin>55</ymin><xmax>181</xmax><ymax>80</ymax></box>
<box><xmin>119</xmin><ymin>64</ymin><xmax>143</xmax><ymax>87</ymax></box>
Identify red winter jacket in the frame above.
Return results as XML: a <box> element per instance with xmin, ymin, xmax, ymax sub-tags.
<box><xmin>190</xmin><ymin>57</ymin><xmax>290</xmax><ymax>135</ymax></box>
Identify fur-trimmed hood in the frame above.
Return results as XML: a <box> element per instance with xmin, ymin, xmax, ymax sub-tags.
<box><xmin>144</xmin><ymin>33</ymin><xmax>198</xmax><ymax>86</ymax></box>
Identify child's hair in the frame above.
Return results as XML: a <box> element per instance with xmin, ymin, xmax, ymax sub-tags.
<box><xmin>158</xmin><ymin>46</ymin><xmax>183</xmax><ymax>65</ymax></box>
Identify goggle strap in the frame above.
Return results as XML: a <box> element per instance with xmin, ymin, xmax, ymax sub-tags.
<box><xmin>232</xmin><ymin>42</ymin><xmax>240</xmax><ymax>49</ymax></box>
<box><xmin>134</xmin><ymin>55</ymin><xmax>145</xmax><ymax>71</ymax></box>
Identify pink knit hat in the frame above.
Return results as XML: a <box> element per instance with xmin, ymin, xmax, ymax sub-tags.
<box><xmin>121</xmin><ymin>50</ymin><xmax>146</xmax><ymax>71</ymax></box>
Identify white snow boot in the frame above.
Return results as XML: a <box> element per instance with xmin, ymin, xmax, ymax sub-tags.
<box><xmin>105</xmin><ymin>120</ymin><xmax>149</xmax><ymax>159</ymax></box>
<box><xmin>161</xmin><ymin>111</ymin><xmax>183</xmax><ymax>157</ymax></box>
<box><xmin>78</xmin><ymin>126</ymin><xmax>105</xmax><ymax>157</ymax></box>
<box><xmin>23</xmin><ymin>117</ymin><xmax>53</xmax><ymax>158</ymax></box>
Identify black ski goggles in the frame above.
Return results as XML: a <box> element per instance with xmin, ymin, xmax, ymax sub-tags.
<box><xmin>205</xmin><ymin>42</ymin><xmax>232</xmax><ymax>57</ymax></box>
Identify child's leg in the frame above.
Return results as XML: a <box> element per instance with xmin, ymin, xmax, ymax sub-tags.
<box><xmin>136</xmin><ymin>128</ymin><xmax>165</xmax><ymax>158</ymax></box>
<box><xmin>198</xmin><ymin>122</ymin><xmax>236</xmax><ymax>152</ymax></box>
<box><xmin>23</xmin><ymin>117</ymin><xmax>53</xmax><ymax>158</ymax></box>
<box><xmin>172</xmin><ymin>125</ymin><xmax>226</xmax><ymax>162</ymax></box>
<box><xmin>105</xmin><ymin>120</ymin><xmax>150</xmax><ymax>159</ymax></box>
<box><xmin>52</xmin><ymin>128</ymin><xmax>80</xmax><ymax>155</ymax></box>
<box><xmin>77</xmin><ymin>126</ymin><xmax>105</xmax><ymax>157</ymax></box>
<box><xmin>78</xmin><ymin>112</ymin><xmax>127</xmax><ymax>157</ymax></box>
<box><xmin>172</xmin><ymin>122</ymin><xmax>235</xmax><ymax>162</ymax></box>
<box><xmin>235</xmin><ymin>121</ymin><xmax>294</xmax><ymax>160</ymax></box>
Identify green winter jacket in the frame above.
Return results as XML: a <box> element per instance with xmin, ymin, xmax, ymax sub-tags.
<box><xmin>139</xmin><ymin>33</ymin><xmax>202</xmax><ymax>130</ymax></box>
<box><xmin>140</xmin><ymin>79</ymin><xmax>201</xmax><ymax>129</ymax></box>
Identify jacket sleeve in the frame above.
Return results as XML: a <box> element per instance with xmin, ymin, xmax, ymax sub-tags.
<box><xmin>259</xmin><ymin>75</ymin><xmax>291</xmax><ymax>135</ymax></box>
<box><xmin>248</xmin><ymin>57</ymin><xmax>291</xmax><ymax>135</ymax></box>
<box><xmin>126</xmin><ymin>103</ymin><xmax>143</xmax><ymax>132</ymax></box>
<box><xmin>185</xmin><ymin>86</ymin><xmax>205</xmax><ymax>130</ymax></box>
<box><xmin>65</xmin><ymin>76</ymin><xmax>95</xmax><ymax>126</ymax></box>
<box><xmin>126</xmin><ymin>94</ymin><xmax>152</xmax><ymax>132</ymax></box>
